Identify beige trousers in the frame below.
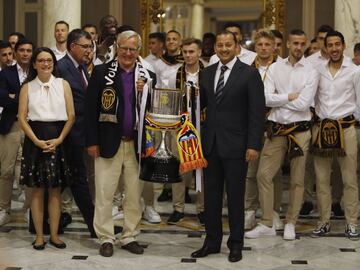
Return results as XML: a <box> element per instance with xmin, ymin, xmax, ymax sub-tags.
<box><xmin>94</xmin><ymin>140</ymin><xmax>144</xmax><ymax>245</ymax></box>
<box><xmin>313</xmin><ymin>125</ymin><xmax>358</xmax><ymax>224</ymax></box>
<box><xmin>245</xmin><ymin>155</ymin><xmax>283</xmax><ymax>212</ymax></box>
<box><xmin>258</xmin><ymin>130</ymin><xmax>311</xmax><ymax>226</ymax></box>
<box><xmin>0</xmin><ymin>121</ymin><xmax>22</xmax><ymax>211</ymax></box>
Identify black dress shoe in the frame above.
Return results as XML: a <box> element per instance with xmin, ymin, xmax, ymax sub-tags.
<box><xmin>228</xmin><ymin>249</ymin><xmax>242</xmax><ymax>262</ymax></box>
<box><xmin>191</xmin><ymin>246</ymin><xmax>220</xmax><ymax>258</ymax></box>
<box><xmin>99</xmin><ymin>242</ymin><xmax>113</xmax><ymax>257</ymax></box>
<box><xmin>49</xmin><ymin>239</ymin><xmax>67</xmax><ymax>249</ymax></box>
<box><xmin>121</xmin><ymin>241</ymin><xmax>144</xmax><ymax>254</ymax></box>
<box><xmin>32</xmin><ymin>240</ymin><xmax>46</xmax><ymax>250</ymax></box>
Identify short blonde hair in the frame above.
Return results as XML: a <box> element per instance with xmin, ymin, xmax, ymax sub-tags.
<box><xmin>254</xmin><ymin>30</ymin><xmax>274</xmax><ymax>44</ymax></box>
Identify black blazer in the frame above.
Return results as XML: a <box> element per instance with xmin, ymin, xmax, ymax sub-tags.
<box><xmin>0</xmin><ymin>65</ymin><xmax>21</xmax><ymax>134</ymax></box>
<box><xmin>200</xmin><ymin>59</ymin><xmax>265</xmax><ymax>159</ymax></box>
<box><xmin>85</xmin><ymin>62</ymin><xmax>156</xmax><ymax>158</ymax></box>
<box><xmin>57</xmin><ymin>54</ymin><xmax>89</xmax><ymax>146</ymax></box>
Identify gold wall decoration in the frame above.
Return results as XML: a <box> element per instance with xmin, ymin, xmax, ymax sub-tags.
<box><xmin>140</xmin><ymin>0</ymin><xmax>164</xmax><ymax>57</ymax></box>
<box><xmin>261</xmin><ymin>0</ymin><xmax>285</xmax><ymax>33</ymax></box>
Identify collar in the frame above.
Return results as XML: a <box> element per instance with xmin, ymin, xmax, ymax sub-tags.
<box><xmin>239</xmin><ymin>46</ymin><xmax>250</xmax><ymax>57</ymax></box>
<box><xmin>217</xmin><ymin>56</ymin><xmax>237</xmax><ymax>71</ymax></box>
<box><xmin>67</xmin><ymin>52</ymin><xmax>80</xmax><ymax>68</ymax></box>
<box><xmin>325</xmin><ymin>55</ymin><xmax>353</xmax><ymax>70</ymax></box>
<box><xmin>284</xmin><ymin>56</ymin><xmax>306</xmax><ymax>67</ymax></box>
<box><xmin>16</xmin><ymin>63</ymin><xmax>27</xmax><ymax>74</ymax></box>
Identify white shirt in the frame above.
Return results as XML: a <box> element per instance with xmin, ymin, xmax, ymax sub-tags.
<box><xmin>67</xmin><ymin>52</ymin><xmax>88</xmax><ymax>87</ymax></box>
<box><xmin>51</xmin><ymin>46</ymin><xmax>67</xmax><ymax>61</ymax></box>
<box><xmin>17</xmin><ymin>64</ymin><xmax>28</xmax><ymax>85</ymax></box>
<box><xmin>27</xmin><ymin>75</ymin><xmax>68</xmax><ymax>121</ymax></box>
<box><xmin>153</xmin><ymin>58</ymin><xmax>182</xmax><ymax>88</ymax></box>
<box><xmin>209</xmin><ymin>46</ymin><xmax>257</xmax><ymax>66</ymax></box>
<box><xmin>265</xmin><ymin>56</ymin><xmax>319</xmax><ymax>124</ymax></box>
<box><xmin>306</xmin><ymin>50</ymin><xmax>328</xmax><ymax>69</ymax></box>
<box><xmin>144</xmin><ymin>53</ymin><xmax>160</xmax><ymax>70</ymax></box>
<box><xmin>315</xmin><ymin>56</ymin><xmax>360</xmax><ymax>120</ymax></box>
<box><xmin>214</xmin><ymin>56</ymin><xmax>237</xmax><ymax>92</ymax></box>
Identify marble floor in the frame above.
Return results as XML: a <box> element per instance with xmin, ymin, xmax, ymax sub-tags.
<box><xmin>1</xmin><ymin>187</ymin><xmax>360</xmax><ymax>270</ymax></box>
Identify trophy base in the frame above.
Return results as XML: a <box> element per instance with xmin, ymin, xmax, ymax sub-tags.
<box><xmin>140</xmin><ymin>156</ymin><xmax>181</xmax><ymax>183</ymax></box>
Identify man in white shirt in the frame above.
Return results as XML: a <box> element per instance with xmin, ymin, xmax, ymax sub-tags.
<box><xmin>51</xmin><ymin>21</ymin><xmax>69</xmax><ymax>61</ymax></box>
<box><xmin>245</xmin><ymin>30</ymin><xmax>283</xmax><ymax>231</ymax></box>
<box><xmin>144</xmin><ymin>32</ymin><xmax>165</xmax><ymax>68</ymax></box>
<box><xmin>208</xmin><ymin>22</ymin><xmax>256</xmax><ymax>66</ymax></box>
<box><xmin>270</xmin><ymin>29</ymin><xmax>284</xmax><ymax>59</ymax></box>
<box><xmin>305</xmin><ymin>25</ymin><xmax>345</xmax><ymax>218</ymax></box>
<box><xmin>311</xmin><ymin>31</ymin><xmax>360</xmax><ymax>240</ymax></box>
<box><xmin>307</xmin><ymin>25</ymin><xmax>333</xmax><ymax>68</ymax></box>
<box><xmin>245</xmin><ymin>29</ymin><xmax>319</xmax><ymax>240</ymax></box>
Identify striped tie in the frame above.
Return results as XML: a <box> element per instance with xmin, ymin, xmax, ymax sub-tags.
<box><xmin>215</xmin><ymin>65</ymin><xmax>228</xmax><ymax>104</ymax></box>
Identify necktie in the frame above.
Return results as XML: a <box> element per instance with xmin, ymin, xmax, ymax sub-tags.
<box><xmin>214</xmin><ymin>65</ymin><xmax>228</xmax><ymax>104</ymax></box>
<box><xmin>78</xmin><ymin>65</ymin><xmax>88</xmax><ymax>90</ymax></box>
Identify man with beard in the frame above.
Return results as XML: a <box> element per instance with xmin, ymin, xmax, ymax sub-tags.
<box><xmin>245</xmin><ymin>29</ymin><xmax>318</xmax><ymax>241</ymax></box>
<box><xmin>208</xmin><ymin>22</ymin><xmax>256</xmax><ymax>66</ymax></box>
<box><xmin>0</xmin><ymin>41</ymin><xmax>15</xmax><ymax>71</ymax></box>
<box><xmin>191</xmin><ymin>30</ymin><xmax>264</xmax><ymax>262</ymax></box>
<box><xmin>201</xmin><ymin>32</ymin><xmax>216</xmax><ymax>64</ymax></box>
<box><xmin>311</xmin><ymin>31</ymin><xmax>360</xmax><ymax>240</ymax></box>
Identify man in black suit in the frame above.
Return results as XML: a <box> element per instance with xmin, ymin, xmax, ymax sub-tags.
<box><xmin>0</xmin><ymin>38</ymin><xmax>33</xmax><ymax>226</ymax></box>
<box><xmin>191</xmin><ymin>31</ymin><xmax>265</xmax><ymax>262</ymax></box>
<box><xmin>57</xmin><ymin>29</ymin><xmax>96</xmax><ymax>236</ymax></box>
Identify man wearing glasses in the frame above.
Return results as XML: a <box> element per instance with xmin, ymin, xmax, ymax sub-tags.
<box><xmin>57</xmin><ymin>29</ymin><xmax>97</xmax><ymax>238</ymax></box>
<box><xmin>85</xmin><ymin>30</ymin><xmax>156</xmax><ymax>257</ymax></box>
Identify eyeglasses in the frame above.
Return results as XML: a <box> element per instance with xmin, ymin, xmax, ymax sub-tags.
<box><xmin>74</xmin><ymin>43</ymin><xmax>94</xmax><ymax>50</ymax></box>
<box><xmin>117</xmin><ymin>45</ymin><xmax>139</xmax><ymax>54</ymax></box>
<box><xmin>37</xmin><ymin>58</ymin><xmax>53</xmax><ymax>64</ymax></box>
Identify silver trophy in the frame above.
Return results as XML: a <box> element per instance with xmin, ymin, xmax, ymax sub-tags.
<box><xmin>140</xmin><ymin>87</ymin><xmax>184</xmax><ymax>183</ymax></box>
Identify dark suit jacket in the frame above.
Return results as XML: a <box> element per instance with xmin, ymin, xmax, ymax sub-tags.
<box><xmin>200</xmin><ymin>59</ymin><xmax>265</xmax><ymax>159</ymax></box>
<box><xmin>85</xmin><ymin>62</ymin><xmax>156</xmax><ymax>158</ymax></box>
<box><xmin>0</xmin><ymin>65</ymin><xmax>21</xmax><ymax>134</ymax></box>
<box><xmin>57</xmin><ymin>54</ymin><xmax>89</xmax><ymax>146</ymax></box>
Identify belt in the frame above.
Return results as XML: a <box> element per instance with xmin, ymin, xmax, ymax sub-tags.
<box><xmin>121</xmin><ymin>136</ymin><xmax>133</xmax><ymax>142</ymax></box>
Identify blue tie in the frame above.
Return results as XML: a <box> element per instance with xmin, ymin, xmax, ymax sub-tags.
<box><xmin>215</xmin><ymin>65</ymin><xmax>228</xmax><ymax>104</ymax></box>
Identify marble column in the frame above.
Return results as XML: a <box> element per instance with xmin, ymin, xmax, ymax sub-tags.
<box><xmin>302</xmin><ymin>0</ymin><xmax>315</xmax><ymax>41</ymax></box>
<box><xmin>335</xmin><ymin>0</ymin><xmax>360</xmax><ymax>57</ymax></box>
<box><xmin>42</xmin><ymin>0</ymin><xmax>81</xmax><ymax>48</ymax></box>
<box><xmin>190</xmin><ymin>0</ymin><xmax>204</xmax><ymax>39</ymax></box>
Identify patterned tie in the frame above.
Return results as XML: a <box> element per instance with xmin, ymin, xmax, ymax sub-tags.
<box><xmin>215</xmin><ymin>65</ymin><xmax>228</xmax><ymax>104</ymax></box>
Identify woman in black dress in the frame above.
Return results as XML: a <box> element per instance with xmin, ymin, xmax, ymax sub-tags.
<box><xmin>18</xmin><ymin>47</ymin><xmax>75</xmax><ymax>250</ymax></box>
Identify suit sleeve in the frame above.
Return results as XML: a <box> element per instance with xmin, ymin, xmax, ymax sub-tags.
<box><xmin>85</xmin><ymin>66</ymin><xmax>103</xmax><ymax>147</ymax></box>
<box><xmin>0</xmin><ymin>70</ymin><xmax>18</xmax><ymax>112</ymax></box>
<box><xmin>247</xmin><ymin>69</ymin><xmax>265</xmax><ymax>151</ymax></box>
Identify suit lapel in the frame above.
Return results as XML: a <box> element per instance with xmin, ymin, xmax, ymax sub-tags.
<box><xmin>206</xmin><ymin>63</ymin><xmax>218</xmax><ymax>99</ymax></box>
<box><xmin>217</xmin><ymin>59</ymin><xmax>243</xmax><ymax>105</ymax></box>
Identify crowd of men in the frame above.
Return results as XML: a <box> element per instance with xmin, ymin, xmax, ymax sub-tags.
<box><xmin>1</xmin><ymin>14</ymin><xmax>360</xmax><ymax>263</ymax></box>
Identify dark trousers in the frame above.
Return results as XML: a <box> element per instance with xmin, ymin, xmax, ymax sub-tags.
<box><xmin>203</xmin><ymin>144</ymin><xmax>247</xmax><ymax>250</ymax></box>
<box><xmin>67</xmin><ymin>145</ymin><xmax>95</xmax><ymax>236</ymax></box>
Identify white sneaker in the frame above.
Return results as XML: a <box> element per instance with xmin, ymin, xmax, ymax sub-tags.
<box><xmin>273</xmin><ymin>211</ymin><xmax>284</xmax><ymax>230</ymax></box>
<box><xmin>245</xmin><ymin>223</ymin><xmax>276</xmax><ymax>239</ymax></box>
<box><xmin>283</xmin><ymin>223</ymin><xmax>296</xmax><ymax>240</ymax></box>
<box><xmin>245</xmin><ymin>210</ymin><xmax>256</xmax><ymax>230</ymax></box>
<box><xmin>143</xmin><ymin>206</ymin><xmax>161</xmax><ymax>224</ymax></box>
<box><xmin>0</xmin><ymin>210</ymin><xmax>11</xmax><ymax>226</ymax></box>
<box><xmin>112</xmin><ymin>206</ymin><xmax>124</xmax><ymax>220</ymax></box>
